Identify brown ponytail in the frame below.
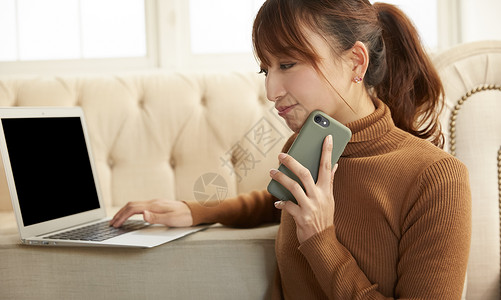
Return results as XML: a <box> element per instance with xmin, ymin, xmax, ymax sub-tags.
<box><xmin>253</xmin><ymin>0</ymin><xmax>444</xmax><ymax>147</ymax></box>
<box><xmin>373</xmin><ymin>3</ymin><xmax>444</xmax><ymax>147</ymax></box>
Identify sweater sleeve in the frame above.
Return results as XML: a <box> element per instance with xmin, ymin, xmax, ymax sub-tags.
<box><xmin>185</xmin><ymin>189</ymin><xmax>280</xmax><ymax>227</ymax></box>
<box><xmin>298</xmin><ymin>157</ymin><xmax>471</xmax><ymax>299</ymax></box>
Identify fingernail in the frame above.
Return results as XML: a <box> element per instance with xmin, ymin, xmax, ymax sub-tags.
<box><xmin>328</xmin><ymin>135</ymin><xmax>333</xmax><ymax>145</ymax></box>
<box><xmin>278</xmin><ymin>153</ymin><xmax>287</xmax><ymax>160</ymax></box>
<box><xmin>270</xmin><ymin>169</ymin><xmax>279</xmax><ymax>176</ymax></box>
<box><xmin>274</xmin><ymin>201</ymin><xmax>282</xmax><ymax>207</ymax></box>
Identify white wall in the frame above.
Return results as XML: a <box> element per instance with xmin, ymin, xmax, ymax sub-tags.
<box><xmin>460</xmin><ymin>0</ymin><xmax>501</xmax><ymax>43</ymax></box>
<box><xmin>0</xmin><ymin>0</ymin><xmax>500</xmax><ymax>75</ymax></box>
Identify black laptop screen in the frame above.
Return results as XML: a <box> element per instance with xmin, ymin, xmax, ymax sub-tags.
<box><xmin>2</xmin><ymin>117</ymin><xmax>100</xmax><ymax>226</ymax></box>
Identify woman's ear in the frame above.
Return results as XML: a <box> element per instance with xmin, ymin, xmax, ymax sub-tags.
<box><xmin>350</xmin><ymin>41</ymin><xmax>369</xmax><ymax>82</ymax></box>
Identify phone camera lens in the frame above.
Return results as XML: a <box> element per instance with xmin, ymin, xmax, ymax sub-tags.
<box><xmin>313</xmin><ymin>115</ymin><xmax>330</xmax><ymax>128</ymax></box>
<box><xmin>314</xmin><ymin>114</ymin><xmax>330</xmax><ymax>128</ymax></box>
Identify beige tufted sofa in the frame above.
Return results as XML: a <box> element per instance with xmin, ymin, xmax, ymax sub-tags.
<box><xmin>0</xmin><ymin>71</ymin><xmax>288</xmax><ymax>299</ymax></box>
<box><xmin>0</xmin><ymin>40</ymin><xmax>500</xmax><ymax>299</ymax></box>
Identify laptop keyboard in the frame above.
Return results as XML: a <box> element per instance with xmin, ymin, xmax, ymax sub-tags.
<box><xmin>44</xmin><ymin>220</ymin><xmax>150</xmax><ymax>242</ymax></box>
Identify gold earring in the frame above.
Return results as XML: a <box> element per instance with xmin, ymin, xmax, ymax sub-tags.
<box><xmin>353</xmin><ymin>76</ymin><xmax>363</xmax><ymax>84</ymax></box>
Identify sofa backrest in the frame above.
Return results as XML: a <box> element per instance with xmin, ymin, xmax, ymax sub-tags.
<box><xmin>433</xmin><ymin>40</ymin><xmax>501</xmax><ymax>300</ymax></box>
<box><xmin>0</xmin><ymin>72</ymin><xmax>292</xmax><ymax>211</ymax></box>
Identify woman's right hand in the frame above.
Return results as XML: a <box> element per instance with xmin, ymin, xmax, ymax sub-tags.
<box><xmin>109</xmin><ymin>199</ymin><xmax>193</xmax><ymax>228</ymax></box>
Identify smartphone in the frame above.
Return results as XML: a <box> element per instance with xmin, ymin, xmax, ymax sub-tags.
<box><xmin>267</xmin><ymin>110</ymin><xmax>352</xmax><ymax>203</ymax></box>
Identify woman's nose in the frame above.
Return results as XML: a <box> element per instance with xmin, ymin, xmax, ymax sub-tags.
<box><xmin>265</xmin><ymin>73</ymin><xmax>286</xmax><ymax>102</ymax></box>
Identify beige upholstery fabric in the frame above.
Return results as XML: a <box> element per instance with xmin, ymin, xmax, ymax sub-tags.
<box><xmin>433</xmin><ymin>40</ymin><xmax>501</xmax><ymax>300</ymax></box>
<box><xmin>0</xmin><ymin>221</ymin><xmax>278</xmax><ymax>299</ymax></box>
<box><xmin>0</xmin><ymin>72</ymin><xmax>292</xmax><ymax>210</ymax></box>
<box><xmin>0</xmin><ymin>72</ymin><xmax>286</xmax><ymax>299</ymax></box>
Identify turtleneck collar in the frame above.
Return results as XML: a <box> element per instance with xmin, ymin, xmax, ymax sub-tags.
<box><xmin>342</xmin><ymin>99</ymin><xmax>399</xmax><ymax>157</ymax></box>
<box><xmin>281</xmin><ymin>99</ymin><xmax>401</xmax><ymax>158</ymax></box>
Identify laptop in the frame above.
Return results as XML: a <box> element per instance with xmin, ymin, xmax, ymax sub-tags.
<box><xmin>0</xmin><ymin>106</ymin><xmax>205</xmax><ymax>248</ymax></box>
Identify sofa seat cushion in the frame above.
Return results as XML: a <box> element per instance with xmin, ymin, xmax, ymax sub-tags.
<box><xmin>0</xmin><ymin>210</ymin><xmax>278</xmax><ymax>299</ymax></box>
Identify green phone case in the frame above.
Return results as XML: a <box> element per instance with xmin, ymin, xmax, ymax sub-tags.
<box><xmin>267</xmin><ymin>110</ymin><xmax>352</xmax><ymax>203</ymax></box>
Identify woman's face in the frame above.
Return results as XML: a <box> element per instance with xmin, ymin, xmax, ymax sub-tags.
<box><xmin>260</xmin><ymin>28</ymin><xmax>356</xmax><ymax>132</ymax></box>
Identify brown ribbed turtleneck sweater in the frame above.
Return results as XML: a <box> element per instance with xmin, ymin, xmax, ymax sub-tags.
<box><xmin>186</xmin><ymin>100</ymin><xmax>471</xmax><ymax>299</ymax></box>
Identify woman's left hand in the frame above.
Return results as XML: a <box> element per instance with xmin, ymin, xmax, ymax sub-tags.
<box><xmin>271</xmin><ymin>135</ymin><xmax>338</xmax><ymax>244</ymax></box>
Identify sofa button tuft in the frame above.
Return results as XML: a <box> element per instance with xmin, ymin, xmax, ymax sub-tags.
<box><xmin>108</xmin><ymin>158</ymin><xmax>114</xmax><ymax>169</ymax></box>
<box><xmin>200</xmin><ymin>96</ymin><xmax>207</xmax><ymax>107</ymax></box>
<box><xmin>138</xmin><ymin>98</ymin><xmax>145</xmax><ymax>108</ymax></box>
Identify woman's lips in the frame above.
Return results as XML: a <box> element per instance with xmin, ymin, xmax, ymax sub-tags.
<box><xmin>277</xmin><ymin>104</ymin><xmax>298</xmax><ymax>117</ymax></box>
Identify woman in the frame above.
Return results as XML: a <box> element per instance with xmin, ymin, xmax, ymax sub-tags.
<box><xmin>111</xmin><ymin>0</ymin><xmax>471</xmax><ymax>298</ymax></box>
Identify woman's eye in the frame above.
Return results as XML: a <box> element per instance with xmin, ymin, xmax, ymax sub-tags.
<box><xmin>280</xmin><ymin>63</ymin><xmax>296</xmax><ymax>70</ymax></box>
<box><xmin>258</xmin><ymin>68</ymin><xmax>268</xmax><ymax>76</ymax></box>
